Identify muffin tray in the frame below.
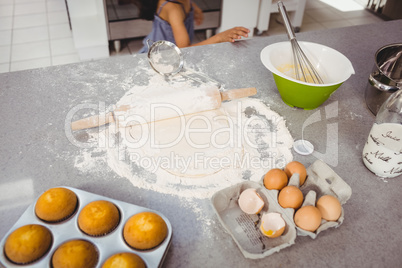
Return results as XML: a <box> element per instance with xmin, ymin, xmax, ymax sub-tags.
<box><xmin>211</xmin><ymin>159</ymin><xmax>352</xmax><ymax>259</ymax></box>
<box><xmin>0</xmin><ymin>186</ymin><xmax>173</xmax><ymax>268</ymax></box>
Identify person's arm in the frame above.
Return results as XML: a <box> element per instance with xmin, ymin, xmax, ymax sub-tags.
<box><xmin>190</xmin><ymin>27</ymin><xmax>250</xmax><ymax>47</ymax></box>
<box><xmin>192</xmin><ymin>2</ymin><xmax>204</xmax><ymax>26</ymax></box>
<box><xmin>165</xmin><ymin>3</ymin><xmax>192</xmax><ymax>47</ymax></box>
<box><xmin>165</xmin><ymin>2</ymin><xmax>250</xmax><ymax>48</ymax></box>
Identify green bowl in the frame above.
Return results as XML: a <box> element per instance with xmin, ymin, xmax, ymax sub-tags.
<box><xmin>261</xmin><ymin>42</ymin><xmax>355</xmax><ymax>110</ymax></box>
<box><xmin>272</xmin><ymin>73</ymin><xmax>343</xmax><ymax>110</ymax></box>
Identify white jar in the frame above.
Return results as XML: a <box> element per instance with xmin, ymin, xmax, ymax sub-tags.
<box><xmin>363</xmin><ymin>90</ymin><xmax>402</xmax><ymax>178</ymax></box>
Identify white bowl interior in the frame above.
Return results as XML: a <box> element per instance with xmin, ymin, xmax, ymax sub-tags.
<box><xmin>261</xmin><ymin>42</ymin><xmax>355</xmax><ymax>86</ymax></box>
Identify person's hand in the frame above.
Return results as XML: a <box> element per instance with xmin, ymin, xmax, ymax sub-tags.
<box><xmin>215</xmin><ymin>27</ymin><xmax>250</xmax><ymax>43</ymax></box>
<box><xmin>192</xmin><ymin>3</ymin><xmax>204</xmax><ymax>26</ymax></box>
<box><xmin>190</xmin><ymin>26</ymin><xmax>250</xmax><ymax>48</ymax></box>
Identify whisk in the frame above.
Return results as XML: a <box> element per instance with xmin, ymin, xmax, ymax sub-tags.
<box><xmin>277</xmin><ymin>1</ymin><xmax>324</xmax><ymax>84</ymax></box>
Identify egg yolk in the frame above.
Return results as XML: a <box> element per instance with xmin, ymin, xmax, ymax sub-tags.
<box><xmin>262</xmin><ymin>229</ymin><xmax>274</xmax><ymax>236</ymax></box>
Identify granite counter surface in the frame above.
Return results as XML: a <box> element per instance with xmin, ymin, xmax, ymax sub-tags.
<box><xmin>1</xmin><ymin>19</ymin><xmax>402</xmax><ymax>267</ymax></box>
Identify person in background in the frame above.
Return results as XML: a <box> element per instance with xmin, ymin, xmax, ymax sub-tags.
<box><xmin>134</xmin><ymin>0</ymin><xmax>250</xmax><ymax>53</ymax></box>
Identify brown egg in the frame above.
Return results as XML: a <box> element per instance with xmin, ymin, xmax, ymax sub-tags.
<box><xmin>263</xmin><ymin>168</ymin><xmax>288</xmax><ymax>190</ymax></box>
<box><xmin>316</xmin><ymin>195</ymin><xmax>342</xmax><ymax>221</ymax></box>
<box><xmin>294</xmin><ymin>206</ymin><xmax>322</xmax><ymax>232</ymax></box>
<box><xmin>278</xmin><ymin>186</ymin><xmax>303</xmax><ymax>209</ymax></box>
<box><xmin>284</xmin><ymin>161</ymin><xmax>307</xmax><ymax>185</ymax></box>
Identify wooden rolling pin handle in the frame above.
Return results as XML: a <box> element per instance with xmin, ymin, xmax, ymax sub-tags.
<box><xmin>70</xmin><ymin>88</ymin><xmax>257</xmax><ymax>131</ymax></box>
<box><xmin>220</xmin><ymin>87</ymin><xmax>257</xmax><ymax>101</ymax></box>
<box><xmin>71</xmin><ymin>112</ymin><xmax>115</xmax><ymax>131</ymax></box>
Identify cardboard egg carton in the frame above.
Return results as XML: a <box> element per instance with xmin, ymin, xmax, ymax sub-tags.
<box><xmin>0</xmin><ymin>187</ymin><xmax>173</xmax><ymax>268</ymax></box>
<box><xmin>211</xmin><ymin>159</ymin><xmax>352</xmax><ymax>259</ymax></box>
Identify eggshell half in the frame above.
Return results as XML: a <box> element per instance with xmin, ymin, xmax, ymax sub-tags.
<box><xmin>238</xmin><ymin>188</ymin><xmax>265</xmax><ymax>214</ymax></box>
<box><xmin>260</xmin><ymin>212</ymin><xmax>286</xmax><ymax>238</ymax></box>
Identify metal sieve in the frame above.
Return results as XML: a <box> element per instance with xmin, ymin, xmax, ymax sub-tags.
<box><xmin>146</xmin><ymin>39</ymin><xmax>221</xmax><ymax>88</ymax></box>
<box><xmin>147</xmin><ymin>39</ymin><xmax>184</xmax><ymax>76</ymax></box>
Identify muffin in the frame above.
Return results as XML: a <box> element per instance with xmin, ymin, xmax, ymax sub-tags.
<box><xmin>78</xmin><ymin>200</ymin><xmax>120</xmax><ymax>236</ymax></box>
<box><xmin>4</xmin><ymin>224</ymin><xmax>52</xmax><ymax>264</ymax></box>
<box><xmin>123</xmin><ymin>211</ymin><xmax>168</xmax><ymax>250</ymax></box>
<box><xmin>51</xmin><ymin>239</ymin><xmax>98</xmax><ymax>268</ymax></box>
<box><xmin>35</xmin><ymin>187</ymin><xmax>78</xmax><ymax>222</ymax></box>
<box><xmin>102</xmin><ymin>252</ymin><xmax>146</xmax><ymax>268</ymax></box>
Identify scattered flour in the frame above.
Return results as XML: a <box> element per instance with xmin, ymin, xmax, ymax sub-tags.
<box><xmin>73</xmin><ymin>70</ymin><xmax>294</xmax><ymax>200</ymax></box>
<box><xmin>349</xmin><ymin>112</ymin><xmax>363</xmax><ymax>120</ymax></box>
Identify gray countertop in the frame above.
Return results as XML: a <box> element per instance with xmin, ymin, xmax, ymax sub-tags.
<box><xmin>1</xmin><ymin>19</ymin><xmax>402</xmax><ymax>267</ymax></box>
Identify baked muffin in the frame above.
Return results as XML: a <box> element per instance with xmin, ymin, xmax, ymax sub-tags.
<box><xmin>35</xmin><ymin>187</ymin><xmax>78</xmax><ymax>222</ymax></box>
<box><xmin>102</xmin><ymin>252</ymin><xmax>146</xmax><ymax>268</ymax></box>
<box><xmin>4</xmin><ymin>224</ymin><xmax>52</xmax><ymax>264</ymax></box>
<box><xmin>51</xmin><ymin>239</ymin><xmax>98</xmax><ymax>268</ymax></box>
<box><xmin>78</xmin><ymin>200</ymin><xmax>120</xmax><ymax>236</ymax></box>
<box><xmin>123</xmin><ymin>211</ymin><xmax>168</xmax><ymax>250</ymax></box>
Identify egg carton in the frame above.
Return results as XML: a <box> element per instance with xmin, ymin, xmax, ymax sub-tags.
<box><xmin>211</xmin><ymin>159</ymin><xmax>352</xmax><ymax>259</ymax></box>
<box><xmin>0</xmin><ymin>187</ymin><xmax>173</xmax><ymax>268</ymax></box>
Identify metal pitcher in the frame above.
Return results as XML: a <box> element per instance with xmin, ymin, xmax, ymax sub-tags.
<box><xmin>365</xmin><ymin>43</ymin><xmax>402</xmax><ymax>115</ymax></box>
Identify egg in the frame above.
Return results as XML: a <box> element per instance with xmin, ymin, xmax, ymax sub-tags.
<box><xmin>263</xmin><ymin>169</ymin><xmax>288</xmax><ymax>190</ymax></box>
<box><xmin>278</xmin><ymin>185</ymin><xmax>303</xmax><ymax>209</ymax></box>
<box><xmin>316</xmin><ymin>195</ymin><xmax>342</xmax><ymax>221</ymax></box>
<box><xmin>260</xmin><ymin>212</ymin><xmax>286</xmax><ymax>238</ymax></box>
<box><xmin>294</xmin><ymin>205</ymin><xmax>322</xmax><ymax>232</ymax></box>
<box><xmin>284</xmin><ymin>161</ymin><xmax>307</xmax><ymax>185</ymax></box>
<box><xmin>238</xmin><ymin>188</ymin><xmax>265</xmax><ymax>214</ymax></box>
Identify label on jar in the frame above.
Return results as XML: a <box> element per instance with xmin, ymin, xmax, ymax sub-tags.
<box><xmin>362</xmin><ymin>123</ymin><xmax>402</xmax><ymax>178</ymax></box>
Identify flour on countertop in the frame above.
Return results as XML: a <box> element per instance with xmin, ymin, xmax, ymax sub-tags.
<box><xmin>348</xmin><ymin>111</ymin><xmax>363</xmax><ymax>120</ymax></box>
<box><xmin>73</xmin><ymin>70</ymin><xmax>294</xmax><ymax>200</ymax></box>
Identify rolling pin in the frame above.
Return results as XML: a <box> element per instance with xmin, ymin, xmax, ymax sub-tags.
<box><xmin>71</xmin><ymin>86</ymin><xmax>257</xmax><ymax>131</ymax></box>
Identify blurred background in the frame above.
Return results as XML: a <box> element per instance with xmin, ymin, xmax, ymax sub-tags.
<box><xmin>0</xmin><ymin>0</ymin><xmax>400</xmax><ymax>73</ymax></box>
